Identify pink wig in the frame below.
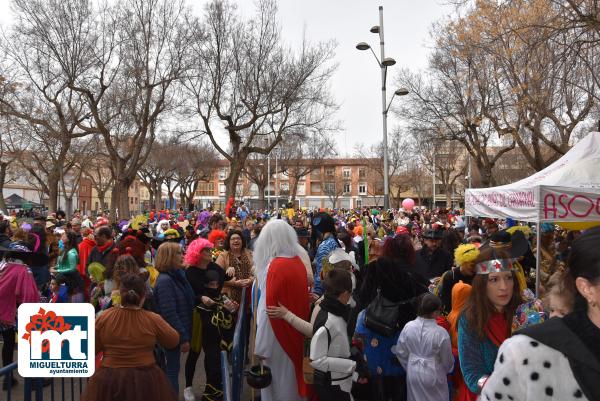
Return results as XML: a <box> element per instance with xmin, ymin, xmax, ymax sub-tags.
<box><xmin>184</xmin><ymin>238</ymin><xmax>214</xmax><ymax>267</ymax></box>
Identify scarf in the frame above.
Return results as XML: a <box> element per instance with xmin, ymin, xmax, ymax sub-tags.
<box><xmin>484</xmin><ymin>311</ymin><xmax>509</xmax><ymax>347</ymax></box>
<box><xmin>319</xmin><ymin>294</ymin><xmax>350</xmax><ymax>321</ymax></box>
<box><xmin>96</xmin><ymin>240</ymin><xmax>113</xmax><ymax>254</ymax></box>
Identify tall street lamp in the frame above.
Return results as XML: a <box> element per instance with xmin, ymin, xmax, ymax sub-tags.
<box><xmin>357</xmin><ymin>6</ymin><xmax>408</xmax><ymax>210</ymax></box>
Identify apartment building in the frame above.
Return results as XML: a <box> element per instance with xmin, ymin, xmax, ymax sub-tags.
<box><xmin>194</xmin><ymin>158</ymin><xmax>385</xmax><ymax>209</ymax></box>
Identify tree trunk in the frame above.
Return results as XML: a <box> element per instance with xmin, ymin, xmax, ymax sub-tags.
<box><xmin>167</xmin><ymin>191</ymin><xmax>175</xmax><ymax>209</ymax></box>
<box><xmin>258</xmin><ymin>184</ymin><xmax>267</xmax><ymax>209</ymax></box>
<box><xmin>289</xmin><ymin>176</ymin><xmax>299</xmax><ymax>203</ymax></box>
<box><xmin>0</xmin><ymin>163</ymin><xmax>8</xmax><ymax>212</ymax></box>
<box><xmin>147</xmin><ymin>188</ymin><xmax>155</xmax><ymax>210</ymax></box>
<box><xmin>112</xmin><ymin>177</ymin><xmax>133</xmax><ymax>221</ymax></box>
<box><xmin>64</xmin><ymin>196</ymin><xmax>74</xmax><ymax>217</ymax></box>
<box><xmin>97</xmin><ymin>190</ymin><xmax>107</xmax><ymax>212</ymax></box>
<box><xmin>153</xmin><ymin>182</ymin><xmax>162</xmax><ymax>210</ymax></box>
<box><xmin>225</xmin><ymin>158</ymin><xmax>245</xmax><ymax>200</ymax></box>
<box><xmin>476</xmin><ymin>162</ymin><xmax>493</xmax><ymax>188</ymax></box>
<box><xmin>48</xmin><ymin>176</ymin><xmax>60</xmax><ymax>213</ymax></box>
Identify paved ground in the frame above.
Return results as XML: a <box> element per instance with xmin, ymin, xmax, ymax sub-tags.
<box><xmin>1</xmin><ymin>349</ymin><xmax>251</xmax><ymax>401</ymax></box>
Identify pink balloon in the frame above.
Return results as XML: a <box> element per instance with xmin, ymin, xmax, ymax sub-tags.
<box><xmin>402</xmin><ymin>198</ymin><xmax>415</xmax><ymax>211</ymax></box>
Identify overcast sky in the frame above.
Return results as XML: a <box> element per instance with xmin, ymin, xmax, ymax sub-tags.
<box><xmin>0</xmin><ymin>0</ymin><xmax>455</xmax><ymax>156</ymax></box>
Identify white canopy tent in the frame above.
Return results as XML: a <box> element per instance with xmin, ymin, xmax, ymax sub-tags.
<box><xmin>465</xmin><ymin>131</ymin><xmax>600</xmax><ymax>293</ymax></box>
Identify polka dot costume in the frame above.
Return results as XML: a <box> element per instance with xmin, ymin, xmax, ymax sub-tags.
<box><xmin>481</xmin><ymin>335</ymin><xmax>589</xmax><ymax>401</ymax></box>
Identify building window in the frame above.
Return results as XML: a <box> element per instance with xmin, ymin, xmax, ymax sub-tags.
<box><xmin>358</xmin><ymin>182</ymin><xmax>367</xmax><ymax>195</ymax></box>
<box><xmin>325</xmin><ymin>167</ymin><xmax>335</xmax><ymax>177</ymax></box>
<box><xmin>343</xmin><ymin>182</ymin><xmax>351</xmax><ymax>194</ymax></box>
<box><xmin>324</xmin><ymin>182</ymin><xmax>336</xmax><ymax>193</ymax></box>
<box><xmin>218</xmin><ymin>184</ymin><xmax>226</xmax><ymax>196</ymax></box>
<box><xmin>356</xmin><ymin>199</ymin><xmax>362</xmax><ymax>208</ymax></box>
<box><xmin>342</xmin><ymin>167</ymin><xmax>351</xmax><ymax>179</ymax></box>
<box><xmin>310</xmin><ymin>169</ymin><xmax>322</xmax><ymax>181</ymax></box>
<box><xmin>250</xmin><ymin>183</ymin><xmax>258</xmax><ymax>196</ymax></box>
<box><xmin>197</xmin><ymin>182</ymin><xmax>215</xmax><ymax>196</ymax></box>
<box><xmin>359</xmin><ymin>167</ymin><xmax>366</xmax><ymax>178</ymax></box>
<box><xmin>130</xmin><ymin>197</ymin><xmax>133</xmax><ymax>204</ymax></box>
<box><xmin>311</xmin><ymin>182</ymin><xmax>321</xmax><ymax>194</ymax></box>
<box><xmin>218</xmin><ymin>168</ymin><xmax>227</xmax><ymax>180</ymax></box>
<box><xmin>297</xmin><ymin>182</ymin><xmax>306</xmax><ymax>196</ymax></box>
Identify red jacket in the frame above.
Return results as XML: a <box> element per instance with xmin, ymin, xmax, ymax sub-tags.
<box><xmin>78</xmin><ymin>237</ymin><xmax>96</xmax><ymax>276</ymax></box>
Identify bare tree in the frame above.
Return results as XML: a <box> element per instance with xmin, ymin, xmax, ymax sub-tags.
<box><xmin>183</xmin><ymin>0</ymin><xmax>337</xmax><ymax>199</ymax></box>
<box><xmin>0</xmin><ymin>1</ymin><xmax>90</xmax><ymax>211</ymax></box>
<box><xmin>79</xmin><ymin>137</ymin><xmax>114</xmax><ymax>211</ymax></box>
<box><xmin>174</xmin><ymin>142</ymin><xmax>218</xmax><ymax>209</ymax></box>
<box><xmin>396</xmin><ymin>22</ymin><xmax>516</xmax><ymax>188</ymax></box>
<box><xmin>448</xmin><ymin>0</ymin><xmax>595</xmax><ymax>171</ymax></box>
<box><xmin>243</xmin><ymin>154</ymin><xmax>271</xmax><ymax>210</ymax></box>
<box><xmin>323</xmin><ymin>174</ymin><xmax>346</xmax><ymax>209</ymax></box>
<box><xmin>354</xmin><ymin>129</ymin><xmax>406</xmax><ymax>205</ymax></box>
<box><xmin>0</xmin><ymin>116</ymin><xmax>21</xmax><ymax>212</ymax></box>
<box><xmin>10</xmin><ymin>0</ymin><xmax>197</xmax><ymax>217</ymax></box>
<box><xmin>414</xmin><ymin>134</ymin><xmax>467</xmax><ymax>207</ymax></box>
<box><xmin>279</xmin><ymin>134</ymin><xmax>334</xmax><ymax>203</ymax></box>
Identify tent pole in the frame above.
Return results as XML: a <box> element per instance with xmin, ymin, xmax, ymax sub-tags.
<box><xmin>535</xmin><ymin>220</ymin><xmax>541</xmax><ymax>298</ymax></box>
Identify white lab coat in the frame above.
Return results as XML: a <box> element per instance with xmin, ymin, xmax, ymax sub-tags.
<box><xmin>393</xmin><ymin>317</ymin><xmax>454</xmax><ymax>401</ymax></box>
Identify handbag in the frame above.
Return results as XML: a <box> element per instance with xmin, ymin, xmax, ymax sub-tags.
<box><xmin>364</xmin><ymin>288</ymin><xmax>417</xmax><ymax>337</ymax></box>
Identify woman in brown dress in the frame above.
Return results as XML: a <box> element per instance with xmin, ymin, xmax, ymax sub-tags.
<box><xmin>82</xmin><ymin>273</ymin><xmax>179</xmax><ymax>401</ymax></box>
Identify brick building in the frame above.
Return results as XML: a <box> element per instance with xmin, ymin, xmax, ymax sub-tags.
<box><xmin>194</xmin><ymin>158</ymin><xmax>385</xmax><ymax>210</ymax></box>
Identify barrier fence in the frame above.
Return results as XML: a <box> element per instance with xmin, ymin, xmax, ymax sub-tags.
<box><xmin>0</xmin><ymin>363</ymin><xmax>84</xmax><ymax>401</ymax></box>
<box><xmin>3</xmin><ymin>288</ymin><xmax>249</xmax><ymax>401</ymax></box>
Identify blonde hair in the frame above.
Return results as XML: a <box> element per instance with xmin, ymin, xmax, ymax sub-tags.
<box><xmin>155</xmin><ymin>242</ymin><xmax>182</xmax><ymax>272</ymax></box>
<box><xmin>543</xmin><ymin>269</ymin><xmax>576</xmax><ymax>310</ymax></box>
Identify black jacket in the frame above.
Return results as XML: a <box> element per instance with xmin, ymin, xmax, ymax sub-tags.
<box><xmin>414</xmin><ymin>245</ymin><xmax>453</xmax><ymax>280</ymax></box>
<box><xmin>86</xmin><ymin>242</ymin><xmax>116</xmax><ymax>272</ymax></box>
<box><xmin>0</xmin><ymin>233</ymin><xmax>11</xmax><ymax>249</ymax></box>
<box><xmin>358</xmin><ymin>257</ymin><xmax>429</xmax><ymax>310</ymax></box>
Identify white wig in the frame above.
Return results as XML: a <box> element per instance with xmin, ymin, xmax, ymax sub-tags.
<box><xmin>156</xmin><ymin>219</ymin><xmax>170</xmax><ymax>234</ymax></box>
<box><xmin>253</xmin><ymin>219</ymin><xmax>301</xmax><ymax>287</ymax></box>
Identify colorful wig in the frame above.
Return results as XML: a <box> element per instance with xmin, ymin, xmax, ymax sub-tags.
<box><xmin>506</xmin><ymin>225</ymin><xmax>532</xmax><ymax>237</ymax></box>
<box><xmin>207</xmin><ymin>229</ymin><xmax>227</xmax><ymax>248</ymax></box>
<box><xmin>184</xmin><ymin>237</ymin><xmax>214</xmax><ymax>267</ymax></box>
<box><xmin>454</xmin><ymin>243</ymin><xmax>480</xmax><ymax>267</ymax></box>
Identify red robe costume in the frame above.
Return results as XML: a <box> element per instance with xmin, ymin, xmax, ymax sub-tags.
<box><xmin>255</xmin><ymin>256</ymin><xmax>309</xmax><ymax>401</ymax></box>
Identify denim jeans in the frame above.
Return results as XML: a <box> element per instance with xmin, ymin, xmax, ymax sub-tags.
<box><xmin>164</xmin><ymin>345</ymin><xmax>181</xmax><ymax>394</ymax></box>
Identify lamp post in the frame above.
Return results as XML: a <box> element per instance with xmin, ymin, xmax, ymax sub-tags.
<box><xmin>357</xmin><ymin>6</ymin><xmax>408</xmax><ymax>210</ymax></box>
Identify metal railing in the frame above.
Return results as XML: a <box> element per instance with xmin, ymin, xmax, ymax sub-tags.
<box><xmin>222</xmin><ymin>287</ymin><xmax>248</xmax><ymax>401</ymax></box>
<box><xmin>0</xmin><ymin>362</ymin><xmax>85</xmax><ymax>401</ymax></box>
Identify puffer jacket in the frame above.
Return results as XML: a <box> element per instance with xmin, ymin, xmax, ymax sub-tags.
<box><xmin>154</xmin><ymin>269</ymin><xmax>195</xmax><ymax>345</ymax></box>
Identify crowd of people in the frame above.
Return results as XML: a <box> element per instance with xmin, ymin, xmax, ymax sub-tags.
<box><xmin>1</xmin><ymin>202</ymin><xmax>599</xmax><ymax>401</ymax></box>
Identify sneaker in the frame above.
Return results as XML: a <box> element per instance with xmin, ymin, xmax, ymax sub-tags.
<box><xmin>184</xmin><ymin>386</ymin><xmax>196</xmax><ymax>401</ymax></box>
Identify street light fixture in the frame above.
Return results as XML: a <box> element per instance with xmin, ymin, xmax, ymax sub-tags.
<box><xmin>382</xmin><ymin>57</ymin><xmax>396</xmax><ymax>67</ymax></box>
<box><xmin>356</xmin><ymin>42</ymin><xmax>370</xmax><ymax>51</ymax></box>
<box><xmin>357</xmin><ymin>6</ymin><xmax>408</xmax><ymax>210</ymax></box>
